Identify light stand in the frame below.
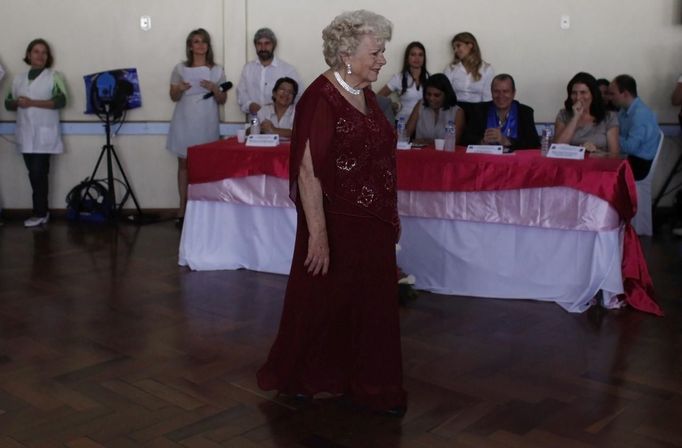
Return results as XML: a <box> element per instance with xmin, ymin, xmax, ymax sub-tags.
<box><xmin>86</xmin><ymin>103</ymin><xmax>144</xmax><ymax>223</ymax></box>
<box><xmin>79</xmin><ymin>69</ymin><xmax>156</xmax><ymax>225</ymax></box>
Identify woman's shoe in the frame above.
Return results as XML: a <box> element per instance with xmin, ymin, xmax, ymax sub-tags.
<box><xmin>293</xmin><ymin>393</ymin><xmax>312</xmax><ymax>403</ymax></box>
<box><xmin>382</xmin><ymin>406</ymin><xmax>407</xmax><ymax>418</ymax></box>
<box><xmin>275</xmin><ymin>392</ymin><xmax>312</xmax><ymax>406</ymax></box>
<box><xmin>24</xmin><ymin>213</ymin><xmax>49</xmax><ymax>228</ymax></box>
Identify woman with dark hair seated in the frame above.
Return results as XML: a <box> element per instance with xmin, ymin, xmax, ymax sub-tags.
<box><xmin>462</xmin><ymin>73</ymin><xmax>540</xmax><ymax>150</ymax></box>
<box><xmin>554</xmin><ymin>72</ymin><xmax>619</xmax><ymax>154</ymax></box>
<box><xmin>405</xmin><ymin>73</ymin><xmax>464</xmax><ymax>145</ymax></box>
<box><xmin>257</xmin><ymin>76</ymin><xmax>298</xmax><ymax>138</ymax></box>
<box><xmin>377</xmin><ymin>41</ymin><xmax>429</xmax><ymax>121</ymax></box>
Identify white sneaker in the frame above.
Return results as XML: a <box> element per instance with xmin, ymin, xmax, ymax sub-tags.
<box><xmin>24</xmin><ymin>213</ymin><xmax>49</xmax><ymax>228</ymax></box>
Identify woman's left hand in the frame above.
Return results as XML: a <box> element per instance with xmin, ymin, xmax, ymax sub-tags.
<box><xmin>305</xmin><ymin>230</ymin><xmax>330</xmax><ymax>276</ymax></box>
<box><xmin>16</xmin><ymin>96</ymin><xmax>33</xmax><ymax>108</ymax></box>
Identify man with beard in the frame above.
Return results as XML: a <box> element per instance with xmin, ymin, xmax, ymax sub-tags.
<box><xmin>608</xmin><ymin>74</ymin><xmax>660</xmax><ymax>181</ymax></box>
<box><xmin>236</xmin><ymin>28</ymin><xmax>302</xmax><ymax>115</ymax></box>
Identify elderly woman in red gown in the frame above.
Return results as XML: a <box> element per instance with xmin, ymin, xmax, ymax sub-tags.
<box><xmin>257</xmin><ymin>10</ymin><xmax>406</xmax><ymax>415</ymax></box>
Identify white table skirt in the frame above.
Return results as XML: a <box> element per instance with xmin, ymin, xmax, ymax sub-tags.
<box><xmin>179</xmin><ymin>199</ymin><xmax>624</xmax><ymax>313</ymax></box>
<box><xmin>397</xmin><ymin>216</ymin><xmax>623</xmax><ymax>313</ymax></box>
<box><xmin>179</xmin><ymin>200</ymin><xmax>297</xmax><ymax>274</ymax></box>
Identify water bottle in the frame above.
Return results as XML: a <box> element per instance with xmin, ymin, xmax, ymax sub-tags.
<box><xmin>541</xmin><ymin>126</ymin><xmax>553</xmax><ymax>156</ymax></box>
<box><xmin>444</xmin><ymin>120</ymin><xmax>456</xmax><ymax>152</ymax></box>
<box><xmin>249</xmin><ymin>113</ymin><xmax>260</xmax><ymax>135</ymax></box>
<box><xmin>396</xmin><ymin>116</ymin><xmax>408</xmax><ymax>145</ymax></box>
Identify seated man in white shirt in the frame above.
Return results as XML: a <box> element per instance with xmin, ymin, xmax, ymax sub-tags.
<box><xmin>236</xmin><ymin>28</ymin><xmax>302</xmax><ymax>116</ymax></box>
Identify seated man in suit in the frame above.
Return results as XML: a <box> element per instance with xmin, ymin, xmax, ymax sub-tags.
<box><xmin>608</xmin><ymin>74</ymin><xmax>660</xmax><ymax>181</ymax></box>
<box><xmin>462</xmin><ymin>73</ymin><xmax>540</xmax><ymax>150</ymax></box>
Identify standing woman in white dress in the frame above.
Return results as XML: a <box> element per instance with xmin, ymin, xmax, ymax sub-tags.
<box><xmin>443</xmin><ymin>32</ymin><xmax>494</xmax><ymax>110</ymax></box>
<box><xmin>167</xmin><ymin>28</ymin><xmax>227</xmax><ymax>226</ymax></box>
<box><xmin>4</xmin><ymin>39</ymin><xmax>68</xmax><ymax>228</ymax></box>
<box><xmin>377</xmin><ymin>41</ymin><xmax>429</xmax><ymax>121</ymax></box>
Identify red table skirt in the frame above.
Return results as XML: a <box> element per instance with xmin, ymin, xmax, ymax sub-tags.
<box><xmin>187</xmin><ymin>138</ymin><xmax>662</xmax><ymax>316</ymax></box>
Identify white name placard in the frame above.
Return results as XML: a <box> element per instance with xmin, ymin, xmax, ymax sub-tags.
<box><xmin>466</xmin><ymin>145</ymin><xmax>504</xmax><ymax>155</ymax></box>
<box><xmin>246</xmin><ymin>134</ymin><xmax>280</xmax><ymax>147</ymax></box>
<box><xmin>547</xmin><ymin>144</ymin><xmax>585</xmax><ymax>160</ymax></box>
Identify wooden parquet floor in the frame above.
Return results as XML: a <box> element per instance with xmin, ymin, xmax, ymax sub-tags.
<box><xmin>0</xmin><ymin>219</ymin><xmax>681</xmax><ymax>447</ymax></box>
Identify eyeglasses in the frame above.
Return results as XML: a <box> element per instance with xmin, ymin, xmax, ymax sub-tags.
<box><xmin>277</xmin><ymin>88</ymin><xmax>294</xmax><ymax>95</ymax></box>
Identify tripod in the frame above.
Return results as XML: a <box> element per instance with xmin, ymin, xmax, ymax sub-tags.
<box><xmin>86</xmin><ymin>104</ymin><xmax>143</xmax><ymax>223</ymax></box>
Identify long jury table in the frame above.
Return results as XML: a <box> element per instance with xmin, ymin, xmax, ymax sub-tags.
<box><xmin>179</xmin><ymin>138</ymin><xmax>661</xmax><ymax>316</ymax></box>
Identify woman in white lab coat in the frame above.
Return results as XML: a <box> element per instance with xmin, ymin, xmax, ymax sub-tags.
<box><xmin>4</xmin><ymin>38</ymin><xmax>67</xmax><ymax>227</ymax></box>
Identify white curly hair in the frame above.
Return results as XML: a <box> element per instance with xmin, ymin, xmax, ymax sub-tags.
<box><xmin>322</xmin><ymin>10</ymin><xmax>393</xmax><ymax>69</ymax></box>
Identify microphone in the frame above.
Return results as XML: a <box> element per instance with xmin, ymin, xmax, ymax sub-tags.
<box><xmin>203</xmin><ymin>81</ymin><xmax>233</xmax><ymax>99</ymax></box>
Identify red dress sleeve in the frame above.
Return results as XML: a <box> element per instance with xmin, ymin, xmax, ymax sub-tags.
<box><xmin>289</xmin><ymin>76</ymin><xmax>336</xmax><ymax>204</ymax></box>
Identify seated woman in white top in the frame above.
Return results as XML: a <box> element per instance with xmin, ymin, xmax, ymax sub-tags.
<box><xmin>377</xmin><ymin>41</ymin><xmax>429</xmax><ymax>121</ymax></box>
<box><xmin>443</xmin><ymin>32</ymin><xmax>494</xmax><ymax>104</ymax></box>
<box><xmin>554</xmin><ymin>72</ymin><xmax>619</xmax><ymax>154</ymax></box>
<box><xmin>405</xmin><ymin>73</ymin><xmax>465</xmax><ymax>145</ymax></box>
<box><xmin>257</xmin><ymin>77</ymin><xmax>298</xmax><ymax>138</ymax></box>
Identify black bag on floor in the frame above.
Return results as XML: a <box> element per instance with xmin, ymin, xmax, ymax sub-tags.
<box><xmin>65</xmin><ymin>179</ymin><xmax>110</xmax><ymax>223</ymax></box>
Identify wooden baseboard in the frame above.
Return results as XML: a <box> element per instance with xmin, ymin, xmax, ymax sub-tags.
<box><xmin>1</xmin><ymin>208</ymin><xmax>178</xmax><ymax>220</ymax></box>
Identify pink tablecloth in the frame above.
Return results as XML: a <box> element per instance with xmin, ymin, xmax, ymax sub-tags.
<box><xmin>187</xmin><ymin>138</ymin><xmax>662</xmax><ymax>316</ymax></box>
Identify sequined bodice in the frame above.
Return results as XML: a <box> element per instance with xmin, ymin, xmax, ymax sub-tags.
<box><xmin>321</xmin><ymin>80</ymin><xmax>397</xmax><ymax>223</ymax></box>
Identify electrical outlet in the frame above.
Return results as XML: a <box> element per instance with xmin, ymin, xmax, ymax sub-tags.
<box><xmin>140</xmin><ymin>16</ymin><xmax>151</xmax><ymax>31</ymax></box>
<box><xmin>560</xmin><ymin>15</ymin><xmax>570</xmax><ymax>30</ymax></box>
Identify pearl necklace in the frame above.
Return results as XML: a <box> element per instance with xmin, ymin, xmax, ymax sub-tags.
<box><xmin>334</xmin><ymin>71</ymin><xmax>361</xmax><ymax>96</ymax></box>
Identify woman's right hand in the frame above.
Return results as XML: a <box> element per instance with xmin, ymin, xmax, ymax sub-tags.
<box><xmin>583</xmin><ymin>142</ymin><xmax>597</xmax><ymax>153</ymax></box>
<box><xmin>170</xmin><ymin>81</ymin><xmax>191</xmax><ymax>101</ymax></box>
<box><xmin>572</xmin><ymin>99</ymin><xmax>585</xmax><ymax>117</ymax></box>
<box><xmin>171</xmin><ymin>81</ymin><xmax>191</xmax><ymax>93</ymax></box>
<box><xmin>304</xmin><ymin>230</ymin><xmax>330</xmax><ymax>276</ymax></box>
<box><xmin>261</xmin><ymin>120</ymin><xmax>275</xmax><ymax>134</ymax></box>
<box><xmin>16</xmin><ymin>96</ymin><xmax>32</xmax><ymax>108</ymax></box>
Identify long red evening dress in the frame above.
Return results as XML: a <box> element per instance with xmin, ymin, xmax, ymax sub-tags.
<box><xmin>257</xmin><ymin>75</ymin><xmax>406</xmax><ymax>411</ymax></box>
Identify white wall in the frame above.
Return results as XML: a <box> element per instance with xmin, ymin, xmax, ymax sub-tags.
<box><xmin>0</xmin><ymin>0</ymin><xmax>228</xmax><ymax>210</ymax></box>
<box><xmin>1</xmin><ymin>0</ymin><xmax>681</xmax><ymax>209</ymax></box>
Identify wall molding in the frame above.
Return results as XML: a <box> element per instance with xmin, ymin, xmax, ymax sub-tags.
<box><xmin>1</xmin><ymin>121</ymin><xmax>679</xmax><ymax>137</ymax></box>
<box><xmin>0</xmin><ymin>121</ymin><xmax>245</xmax><ymax>136</ymax></box>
